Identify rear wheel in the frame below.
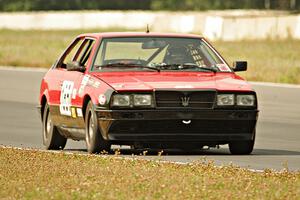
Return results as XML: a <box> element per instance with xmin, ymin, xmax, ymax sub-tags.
<box><xmin>229</xmin><ymin>132</ymin><xmax>255</xmax><ymax>155</ymax></box>
<box><xmin>85</xmin><ymin>101</ymin><xmax>111</xmax><ymax>153</ymax></box>
<box><xmin>42</xmin><ymin>103</ymin><xmax>67</xmax><ymax>150</ymax></box>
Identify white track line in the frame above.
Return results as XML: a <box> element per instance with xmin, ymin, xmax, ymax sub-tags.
<box><xmin>0</xmin><ymin>66</ymin><xmax>48</xmax><ymax>72</ymax></box>
<box><xmin>1</xmin><ymin>66</ymin><xmax>299</xmax><ymax>88</ymax></box>
<box><xmin>250</xmin><ymin>81</ymin><xmax>300</xmax><ymax>89</ymax></box>
<box><xmin>1</xmin><ymin>145</ymin><xmax>283</xmax><ymax>173</ymax></box>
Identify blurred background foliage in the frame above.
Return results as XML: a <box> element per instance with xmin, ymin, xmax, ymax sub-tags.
<box><xmin>0</xmin><ymin>0</ymin><xmax>299</xmax><ymax>11</ymax></box>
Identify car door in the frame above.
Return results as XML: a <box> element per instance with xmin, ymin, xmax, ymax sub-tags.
<box><xmin>48</xmin><ymin>37</ymin><xmax>84</xmax><ymax>127</ymax></box>
<box><xmin>57</xmin><ymin>37</ymin><xmax>96</xmax><ymax>137</ymax></box>
<box><xmin>45</xmin><ymin>37</ymin><xmax>85</xmax><ymax>126</ymax></box>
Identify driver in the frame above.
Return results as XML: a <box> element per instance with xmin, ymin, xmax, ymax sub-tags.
<box><xmin>164</xmin><ymin>46</ymin><xmax>194</xmax><ymax>65</ymax></box>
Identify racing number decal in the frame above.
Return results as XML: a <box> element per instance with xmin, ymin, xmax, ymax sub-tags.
<box><xmin>60</xmin><ymin>81</ymin><xmax>74</xmax><ymax>116</ymax></box>
<box><xmin>78</xmin><ymin>75</ymin><xmax>90</xmax><ymax>96</ymax></box>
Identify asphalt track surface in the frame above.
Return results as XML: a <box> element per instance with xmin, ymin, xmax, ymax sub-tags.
<box><xmin>0</xmin><ymin>67</ymin><xmax>299</xmax><ymax>171</ymax></box>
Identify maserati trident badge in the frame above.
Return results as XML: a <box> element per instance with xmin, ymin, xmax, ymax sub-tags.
<box><xmin>181</xmin><ymin>96</ymin><xmax>190</xmax><ymax>107</ymax></box>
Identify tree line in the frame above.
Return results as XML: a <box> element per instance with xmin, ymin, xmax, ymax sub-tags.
<box><xmin>0</xmin><ymin>0</ymin><xmax>299</xmax><ymax>12</ymax></box>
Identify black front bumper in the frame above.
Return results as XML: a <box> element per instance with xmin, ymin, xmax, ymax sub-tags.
<box><xmin>95</xmin><ymin>108</ymin><xmax>258</xmax><ymax>144</ymax></box>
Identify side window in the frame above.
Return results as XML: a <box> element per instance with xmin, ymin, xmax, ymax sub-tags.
<box><xmin>74</xmin><ymin>39</ymin><xmax>95</xmax><ymax>67</ymax></box>
<box><xmin>58</xmin><ymin>38</ymin><xmax>84</xmax><ymax>68</ymax></box>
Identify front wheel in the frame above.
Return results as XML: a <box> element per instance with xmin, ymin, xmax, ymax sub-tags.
<box><xmin>42</xmin><ymin>103</ymin><xmax>67</xmax><ymax>150</ymax></box>
<box><xmin>229</xmin><ymin>132</ymin><xmax>255</xmax><ymax>155</ymax></box>
<box><xmin>85</xmin><ymin>101</ymin><xmax>111</xmax><ymax>154</ymax></box>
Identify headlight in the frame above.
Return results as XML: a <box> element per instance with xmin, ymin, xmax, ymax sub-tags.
<box><xmin>111</xmin><ymin>94</ymin><xmax>154</xmax><ymax>107</ymax></box>
<box><xmin>237</xmin><ymin>95</ymin><xmax>255</xmax><ymax>106</ymax></box>
<box><xmin>133</xmin><ymin>94</ymin><xmax>152</xmax><ymax>106</ymax></box>
<box><xmin>217</xmin><ymin>94</ymin><xmax>234</xmax><ymax>106</ymax></box>
<box><xmin>112</xmin><ymin>94</ymin><xmax>130</xmax><ymax>107</ymax></box>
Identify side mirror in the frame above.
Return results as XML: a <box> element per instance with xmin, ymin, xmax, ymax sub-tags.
<box><xmin>66</xmin><ymin>61</ymin><xmax>85</xmax><ymax>72</ymax></box>
<box><xmin>232</xmin><ymin>61</ymin><xmax>247</xmax><ymax>72</ymax></box>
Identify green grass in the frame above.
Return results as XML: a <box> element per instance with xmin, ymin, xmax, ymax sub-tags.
<box><xmin>0</xmin><ymin>29</ymin><xmax>300</xmax><ymax>84</ymax></box>
<box><xmin>214</xmin><ymin>40</ymin><xmax>300</xmax><ymax>84</ymax></box>
<box><xmin>0</xmin><ymin>147</ymin><xmax>299</xmax><ymax>200</ymax></box>
<box><xmin>0</xmin><ymin>28</ymin><xmax>139</xmax><ymax>68</ymax></box>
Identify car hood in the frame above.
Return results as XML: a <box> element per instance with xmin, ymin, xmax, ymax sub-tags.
<box><xmin>92</xmin><ymin>72</ymin><xmax>253</xmax><ymax>92</ymax></box>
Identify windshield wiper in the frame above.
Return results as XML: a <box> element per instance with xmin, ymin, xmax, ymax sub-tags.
<box><xmin>98</xmin><ymin>63</ymin><xmax>160</xmax><ymax>72</ymax></box>
<box><xmin>179</xmin><ymin>63</ymin><xmax>218</xmax><ymax>72</ymax></box>
<box><xmin>155</xmin><ymin>63</ymin><xmax>217</xmax><ymax>72</ymax></box>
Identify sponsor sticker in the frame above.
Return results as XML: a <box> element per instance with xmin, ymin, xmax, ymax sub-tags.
<box><xmin>88</xmin><ymin>78</ymin><xmax>95</xmax><ymax>86</ymax></box>
<box><xmin>98</xmin><ymin>94</ymin><xmax>106</xmax><ymax>105</ymax></box>
<box><xmin>82</xmin><ymin>75</ymin><xmax>90</xmax><ymax>85</ymax></box>
<box><xmin>76</xmin><ymin>108</ymin><xmax>83</xmax><ymax>117</ymax></box>
<box><xmin>78</xmin><ymin>75</ymin><xmax>90</xmax><ymax>96</ymax></box>
<box><xmin>93</xmin><ymin>81</ymin><xmax>101</xmax><ymax>88</ymax></box>
<box><xmin>216</xmin><ymin>64</ymin><xmax>231</xmax><ymax>72</ymax></box>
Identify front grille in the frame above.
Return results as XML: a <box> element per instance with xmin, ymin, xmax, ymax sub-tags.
<box><xmin>155</xmin><ymin>91</ymin><xmax>216</xmax><ymax>109</ymax></box>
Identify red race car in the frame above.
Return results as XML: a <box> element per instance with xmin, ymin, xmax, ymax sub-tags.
<box><xmin>39</xmin><ymin>32</ymin><xmax>258</xmax><ymax>154</ymax></box>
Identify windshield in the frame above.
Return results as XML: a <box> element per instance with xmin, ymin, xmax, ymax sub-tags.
<box><xmin>92</xmin><ymin>37</ymin><xmax>230</xmax><ymax>72</ymax></box>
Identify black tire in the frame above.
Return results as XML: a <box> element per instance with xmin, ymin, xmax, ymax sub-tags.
<box><xmin>229</xmin><ymin>132</ymin><xmax>255</xmax><ymax>155</ymax></box>
<box><xmin>85</xmin><ymin>101</ymin><xmax>110</xmax><ymax>153</ymax></box>
<box><xmin>42</xmin><ymin>103</ymin><xmax>67</xmax><ymax>150</ymax></box>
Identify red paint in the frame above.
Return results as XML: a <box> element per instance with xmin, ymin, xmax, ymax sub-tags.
<box><xmin>92</xmin><ymin>71</ymin><xmax>252</xmax><ymax>92</ymax></box>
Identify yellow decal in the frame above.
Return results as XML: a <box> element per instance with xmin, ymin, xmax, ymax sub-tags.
<box><xmin>71</xmin><ymin>107</ymin><xmax>77</xmax><ymax>118</ymax></box>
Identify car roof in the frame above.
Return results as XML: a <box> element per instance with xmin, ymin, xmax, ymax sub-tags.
<box><xmin>78</xmin><ymin>32</ymin><xmax>203</xmax><ymax>39</ymax></box>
